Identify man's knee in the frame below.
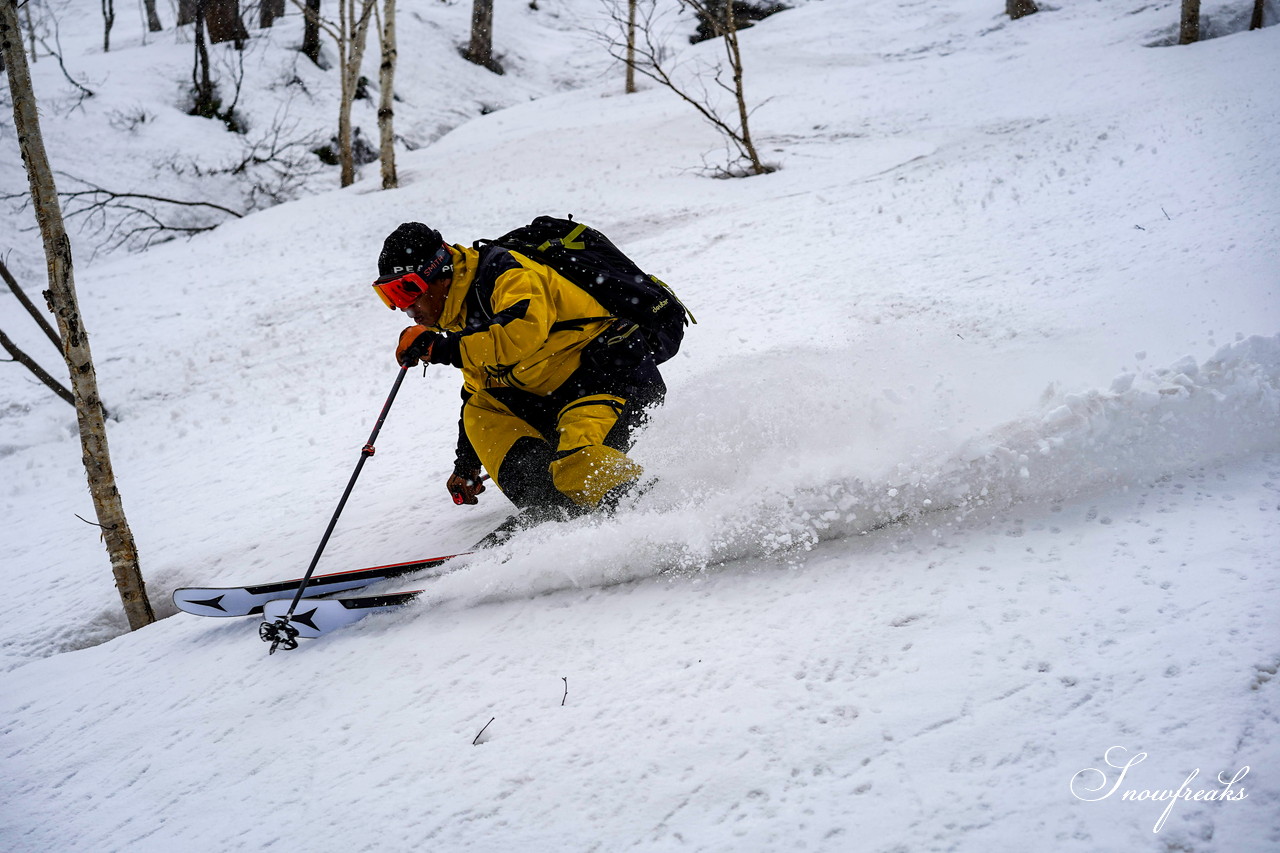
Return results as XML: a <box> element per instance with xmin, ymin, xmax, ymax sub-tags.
<box><xmin>549</xmin><ymin>445</ymin><xmax>643</xmax><ymax>507</ymax></box>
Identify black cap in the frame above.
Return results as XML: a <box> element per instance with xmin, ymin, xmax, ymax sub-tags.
<box><xmin>378</xmin><ymin>223</ymin><xmax>444</xmax><ymax>277</ymax></box>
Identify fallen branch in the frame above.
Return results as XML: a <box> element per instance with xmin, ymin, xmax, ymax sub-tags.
<box><xmin>472</xmin><ymin>717</ymin><xmax>495</xmax><ymax>745</ymax></box>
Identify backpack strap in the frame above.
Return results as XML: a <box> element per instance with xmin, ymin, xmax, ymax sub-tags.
<box><xmin>465</xmin><ymin>244</ymin><xmax>515</xmax><ymax>324</ymax></box>
<box><xmin>537</xmin><ymin>222</ymin><xmax>588</xmax><ymax>252</ymax></box>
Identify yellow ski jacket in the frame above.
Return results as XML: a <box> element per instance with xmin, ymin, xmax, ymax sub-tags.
<box><xmin>429</xmin><ymin>244</ymin><xmax>616</xmax><ymax>397</ymax></box>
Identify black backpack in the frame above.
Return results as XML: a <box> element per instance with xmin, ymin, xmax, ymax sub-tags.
<box><xmin>476</xmin><ymin>215</ymin><xmax>694</xmax><ymax>365</ymax></box>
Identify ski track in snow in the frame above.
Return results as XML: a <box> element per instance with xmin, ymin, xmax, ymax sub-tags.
<box><xmin>1</xmin><ymin>0</ymin><xmax>1278</xmax><ymax>849</ymax></box>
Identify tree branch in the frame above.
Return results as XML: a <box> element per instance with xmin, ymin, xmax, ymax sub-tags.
<box><xmin>0</xmin><ymin>173</ymin><xmax>246</xmax><ymax>254</ymax></box>
<box><xmin>0</xmin><ymin>255</ymin><xmax>62</xmax><ymax>351</ymax></box>
<box><xmin>0</xmin><ymin>325</ymin><xmax>75</xmax><ymax>409</ymax></box>
<box><xmin>52</xmin><ymin>174</ymin><xmax>245</xmax><ymax>219</ymax></box>
<box><xmin>35</xmin><ymin>17</ymin><xmax>96</xmax><ymax>104</ymax></box>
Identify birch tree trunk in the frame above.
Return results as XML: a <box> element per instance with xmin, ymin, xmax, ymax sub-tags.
<box><xmin>337</xmin><ymin>0</ymin><xmax>376</xmax><ymax>187</ymax></box>
<box><xmin>625</xmin><ymin>0</ymin><xmax>636</xmax><ymax>94</ymax></box>
<box><xmin>289</xmin><ymin>0</ymin><xmax>374</xmax><ymax>185</ymax></box>
<box><xmin>23</xmin><ymin>0</ymin><xmax>37</xmax><ymax>59</ymax></box>
<box><xmin>376</xmin><ymin>0</ymin><xmax>397</xmax><ymax>189</ymax></box>
<box><xmin>718</xmin><ymin>0</ymin><xmax>766</xmax><ymax>175</ymax></box>
<box><xmin>1</xmin><ymin>0</ymin><xmax>156</xmax><ymax>631</ymax></box>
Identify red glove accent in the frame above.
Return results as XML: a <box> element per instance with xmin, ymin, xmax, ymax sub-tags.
<box><xmin>447</xmin><ymin>471</ymin><xmax>487</xmax><ymax>505</ymax></box>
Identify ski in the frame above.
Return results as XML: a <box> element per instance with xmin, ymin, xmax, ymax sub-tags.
<box><xmin>174</xmin><ymin>555</ymin><xmax>455</xmax><ymax>618</ymax></box>
<box><xmin>261</xmin><ymin>590</ymin><xmax>423</xmax><ymax>638</ymax></box>
<box><xmin>173</xmin><ymin>512</ymin><xmax>533</xmax><ymax>618</ymax></box>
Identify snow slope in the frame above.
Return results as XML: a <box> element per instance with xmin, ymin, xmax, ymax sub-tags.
<box><xmin>2</xmin><ymin>0</ymin><xmax>1279</xmax><ymax>850</ymax></box>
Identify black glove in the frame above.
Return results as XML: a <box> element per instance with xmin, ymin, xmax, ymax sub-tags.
<box><xmin>426</xmin><ymin>334</ymin><xmax>463</xmax><ymax>368</ymax></box>
<box><xmin>447</xmin><ymin>470</ymin><xmax>487</xmax><ymax>505</ymax></box>
<box><xmin>396</xmin><ymin>325</ymin><xmax>437</xmax><ymax>367</ymax></box>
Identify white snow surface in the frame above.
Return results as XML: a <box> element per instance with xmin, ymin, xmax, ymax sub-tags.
<box><xmin>2</xmin><ymin>1</ymin><xmax>1279</xmax><ymax>850</ymax></box>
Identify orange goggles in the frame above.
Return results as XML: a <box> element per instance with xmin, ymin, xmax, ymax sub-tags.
<box><xmin>372</xmin><ymin>271</ymin><xmax>429</xmax><ymax>310</ymax></box>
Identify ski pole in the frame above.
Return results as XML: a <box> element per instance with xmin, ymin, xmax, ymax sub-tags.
<box><xmin>260</xmin><ymin>365</ymin><xmax>410</xmax><ymax>654</ymax></box>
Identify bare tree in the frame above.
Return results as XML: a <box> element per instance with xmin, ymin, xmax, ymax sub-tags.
<box><xmin>1006</xmin><ymin>0</ymin><xmax>1037</xmax><ymax>20</ymax></box>
<box><xmin>292</xmin><ymin>0</ymin><xmax>378</xmax><ymax>186</ymax></box>
<box><xmin>1</xmin><ymin>0</ymin><xmax>155</xmax><ymax>630</ymax></box>
<box><xmin>375</xmin><ymin>0</ymin><xmax>397</xmax><ymax>188</ymax></box>
<box><xmin>204</xmin><ymin>0</ymin><xmax>250</xmax><ymax>45</ymax></box>
<box><xmin>23</xmin><ymin>0</ymin><xmax>38</xmax><ymax>60</ymax></box>
<box><xmin>191</xmin><ymin>0</ymin><xmax>218</xmax><ymax>117</ymax></box>
<box><xmin>32</xmin><ymin>18</ymin><xmax>97</xmax><ymax>105</ymax></box>
<box><xmin>625</xmin><ymin>0</ymin><xmax>636</xmax><ymax>93</ymax></box>
<box><xmin>465</xmin><ymin>0</ymin><xmax>501</xmax><ymax>73</ymax></box>
<box><xmin>260</xmin><ymin>0</ymin><xmax>286</xmax><ymax>27</ymax></box>
<box><xmin>180</xmin><ymin>0</ymin><xmax>248</xmax><ymax>41</ymax></box>
<box><xmin>1179</xmin><ymin>0</ymin><xmax>1200</xmax><ymax>43</ymax></box>
<box><xmin>45</xmin><ymin>175</ymin><xmax>245</xmax><ymax>250</ymax></box>
<box><xmin>1250</xmin><ymin>0</ymin><xmax>1266</xmax><ymax>29</ymax></box>
<box><xmin>144</xmin><ymin>0</ymin><xmax>164</xmax><ymax>32</ymax></box>
<box><xmin>301</xmin><ymin>0</ymin><xmax>322</xmax><ymax>64</ymax></box>
<box><xmin>0</xmin><ymin>113</ymin><xmax>322</xmax><ymax>254</ymax></box>
<box><xmin>604</xmin><ymin>0</ymin><xmax>772</xmax><ymax>176</ymax></box>
<box><xmin>101</xmin><ymin>0</ymin><xmax>115</xmax><ymax>52</ymax></box>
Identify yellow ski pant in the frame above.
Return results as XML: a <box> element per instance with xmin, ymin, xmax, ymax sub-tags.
<box><xmin>463</xmin><ymin>389</ymin><xmax>643</xmax><ymax>507</ymax></box>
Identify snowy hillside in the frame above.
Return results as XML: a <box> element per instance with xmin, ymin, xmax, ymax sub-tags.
<box><xmin>2</xmin><ymin>0</ymin><xmax>1279</xmax><ymax>850</ymax></box>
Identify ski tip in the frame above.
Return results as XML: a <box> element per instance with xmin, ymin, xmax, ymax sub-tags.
<box><xmin>173</xmin><ymin>589</ymin><xmax>264</xmax><ymax>617</ymax></box>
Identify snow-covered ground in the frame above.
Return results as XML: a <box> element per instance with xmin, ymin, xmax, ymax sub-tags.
<box><xmin>2</xmin><ymin>0</ymin><xmax>1278</xmax><ymax>850</ymax></box>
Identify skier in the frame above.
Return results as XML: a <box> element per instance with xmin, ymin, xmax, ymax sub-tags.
<box><xmin>372</xmin><ymin>222</ymin><xmax>666</xmax><ymax>519</ymax></box>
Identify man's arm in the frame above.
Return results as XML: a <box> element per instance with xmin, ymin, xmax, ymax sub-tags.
<box><xmin>429</xmin><ymin>262</ymin><xmax>555</xmax><ymax>370</ymax></box>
